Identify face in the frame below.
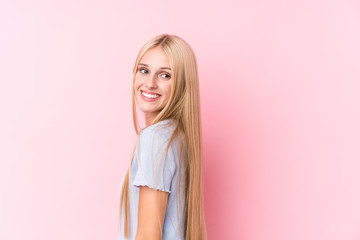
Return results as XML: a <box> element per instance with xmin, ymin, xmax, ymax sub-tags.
<box><xmin>134</xmin><ymin>46</ymin><xmax>172</xmax><ymax>123</ymax></box>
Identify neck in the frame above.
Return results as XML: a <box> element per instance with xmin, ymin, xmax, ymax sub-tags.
<box><xmin>145</xmin><ymin>112</ymin><xmax>157</xmax><ymax>127</ymax></box>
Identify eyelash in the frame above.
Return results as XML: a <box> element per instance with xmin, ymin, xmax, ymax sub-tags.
<box><xmin>138</xmin><ymin>68</ymin><xmax>171</xmax><ymax>79</ymax></box>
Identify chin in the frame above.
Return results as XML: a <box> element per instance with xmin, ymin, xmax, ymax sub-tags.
<box><xmin>141</xmin><ymin>108</ymin><xmax>161</xmax><ymax>114</ymax></box>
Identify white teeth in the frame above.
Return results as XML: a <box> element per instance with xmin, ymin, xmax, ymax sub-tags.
<box><xmin>142</xmin><ymin>91</ymin><xmax>160</xmax><ymax>99</ymax></box>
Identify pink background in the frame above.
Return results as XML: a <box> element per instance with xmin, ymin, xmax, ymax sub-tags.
<box><xmin>1</xmin><ymin>0</ymin><xmax>360</xmax><ymax>239</ymax></box>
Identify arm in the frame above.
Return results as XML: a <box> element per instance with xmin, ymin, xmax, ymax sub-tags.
<box><xmin>135</xmin><ymin>186</ymin><xmax>169</xmax><ymax>240</ymax></box>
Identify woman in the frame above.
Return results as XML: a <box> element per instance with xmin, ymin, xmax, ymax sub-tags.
<box><xmin>118</xmin><ymin>34</ymin><xmax>207</xmax><ymax>240</ymax></box>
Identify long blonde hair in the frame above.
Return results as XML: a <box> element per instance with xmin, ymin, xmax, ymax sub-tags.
<box><xmin>119</xmin><ymin>34</ymin><xmax>207</xmax><ymax>240</ymax></box>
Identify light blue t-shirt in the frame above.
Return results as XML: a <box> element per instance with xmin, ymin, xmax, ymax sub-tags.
<box><xmin>118</xmin><ymin>119</ymin><xmax>185</xmax><ymax>240</ymax></box>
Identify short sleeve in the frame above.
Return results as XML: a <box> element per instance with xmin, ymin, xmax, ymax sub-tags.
<box><xmin>131</xmin><ymin>126</ymin><xmax>177</xmax><ymax>193</ymax></box>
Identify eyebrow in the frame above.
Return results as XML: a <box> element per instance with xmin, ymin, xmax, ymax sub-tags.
<box><xmin>138</xmin><ymin>63</ymin><xmax>171</xmax><ymax>70</ymax></box>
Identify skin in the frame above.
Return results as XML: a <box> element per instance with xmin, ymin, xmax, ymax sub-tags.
<box><xmin>134</xmin><ymin>46</ymin><xmax>172</xmax><ymax>127</ymax></box>
<box><xmin>133</xmin><ymin>46</ymin><xmax>172</xmax><ymax>239</ymax></box>
<box><xmin>135</xmin><ymin>187</ymin><xmax>169</xmax><ymax>240</ymax></box>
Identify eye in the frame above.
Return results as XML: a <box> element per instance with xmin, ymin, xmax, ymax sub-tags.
<box><xmin>138</xmin><ymin>68</ymin><xmax>148</xmax><ymax>74</ymax></box>
<box><xmin>160</xmin><ymin>73</ymin><xmax>171</xmax><ymax>79</ymax></box>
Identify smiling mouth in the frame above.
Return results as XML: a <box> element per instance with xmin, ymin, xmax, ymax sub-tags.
<box><xmin>141</xmin><ymin>90</ymin><xmax>161</xmax><ymax>99</ymax></box>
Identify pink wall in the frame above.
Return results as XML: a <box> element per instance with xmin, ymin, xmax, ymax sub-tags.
<box><xmin>1</xmin><ymin>0</ymin><xmax>359</xmax><ymax>239</ymax></box>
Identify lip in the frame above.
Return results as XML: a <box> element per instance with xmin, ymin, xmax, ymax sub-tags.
<box><xmin>140</xmin><ymin>90</ymin><xmax>161</xmax><ymax>102</ymax></box>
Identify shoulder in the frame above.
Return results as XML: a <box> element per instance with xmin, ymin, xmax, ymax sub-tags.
<box><xmin>132</xmin><ymin>119</ymin><xmax>179</xmax><ymax>193</ymax></box>
<box><xmin>139</xmin><ymin>119</ymin><xmax>177</xmax><ymax>144</ymax></box>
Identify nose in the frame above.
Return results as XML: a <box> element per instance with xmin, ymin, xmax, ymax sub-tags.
<box><xmin>145</xmin><ymin>74</ymin><xmax>157</xmax><ymax>89</ymax></box>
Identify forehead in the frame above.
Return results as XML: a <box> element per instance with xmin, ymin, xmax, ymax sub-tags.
<box><xmin>139</xmin><ymin>47</ymin><xmax>171</xmax><ymax>69</ymax></box>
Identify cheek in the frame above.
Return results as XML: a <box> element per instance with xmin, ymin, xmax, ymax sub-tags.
<box><xmin>164</xmin><ymin>82</ymin><xmax>172</xmax><ymax>96</ymax></box>
<box><xmin>134</xmin><ymin>76</ymin><xmax>142</xmax><ymax>90</ymax></box>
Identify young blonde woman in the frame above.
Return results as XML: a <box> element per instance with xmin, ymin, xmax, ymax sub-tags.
<box><xmin>118</xmin><ymin>34</ymin><xmax>207</xmax><ymax>240</ymax></box>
